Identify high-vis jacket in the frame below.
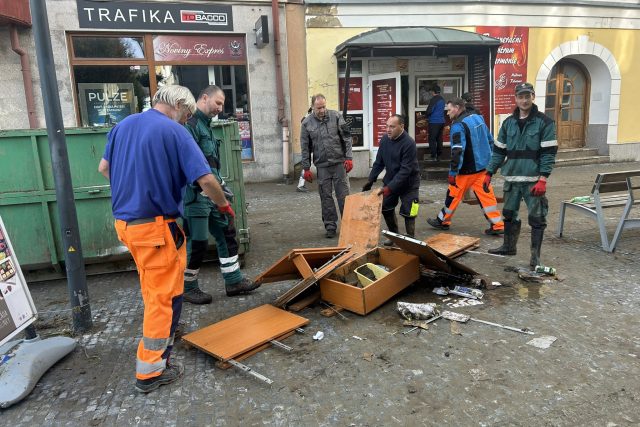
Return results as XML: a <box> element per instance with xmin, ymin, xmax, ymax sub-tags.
<box><xmin>301</xmin><ymin>110</ymin><xmax>352</xmax><ymax>169</ymax></box>
<box><xmin>487</xmin><ymin>104</ymin><xmax>557</xmax><ymax>182</ymax></box>
<box><xmin>449</xmin><ymin>112</ymin><xmax>494</xmax><ymax>177</ymax></box>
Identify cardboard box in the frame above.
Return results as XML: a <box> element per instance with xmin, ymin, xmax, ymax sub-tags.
<box><xmin>319</xmin><ymin>248</ymin><xmax>419</xmax><ymax>315</ymax></box>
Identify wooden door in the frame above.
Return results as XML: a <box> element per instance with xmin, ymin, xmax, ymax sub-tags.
<box><xmin>545</xmin><ymin>60</ymin><xmax>590</xmax><ymax>148</ymax></box>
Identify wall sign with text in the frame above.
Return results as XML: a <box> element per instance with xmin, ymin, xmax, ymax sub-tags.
<box><xmin>78</xmin><ymin>83</ymin><xmax>135</xmax><ymax>127</ymax></box>
<box><xmin>476</xmin><ymin>26</ymin><xmax>529</xmax><ymax>114</ymax></box>
<box><xmin>153</xmin><ymin>35</ymin><xmax>246</xmax><ymax>62</ymax></box>
<box><xmin>76</xmin><ymin>0</ymin><xmax>233</xmax><ymax>31</ymax></box>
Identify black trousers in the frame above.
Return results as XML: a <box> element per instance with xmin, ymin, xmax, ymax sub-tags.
<box><xmin>428</xmin><ymin>123</ymin><xmax>444</xmax><ymax>158</ymax></box>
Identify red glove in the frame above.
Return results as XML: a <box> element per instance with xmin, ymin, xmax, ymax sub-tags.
<box><xmin>448</xmin><ymin>175</ymin><xmax>456</xmax><ymax>187</ymax></box>
<box><xmin>303</xmin><ymin>169</ymin><xmax>313</xmax><ymax>183</ymax></box>
<box><xmin>482</xmin><ymin>174</ymin><xmax>492</xmax><ymax>193</ymax></box>
<box><xmin>217</xmin><ymin>202</ymin><xmax>235</xmax><ymax>218</ymax></box>
<box><xmin>530</xmin><ymin>178</ymin><xmax>547</xmax><ymax>196</ymax></box>
<box><xmin>344</xmin><ymin>159</ymin><xmax>353</xmax><ymax>173</ymax></box>
<box><xmin>378</xmin><ymin>186</ymin><xmax>392</xmax><ymax>197</ymax></box>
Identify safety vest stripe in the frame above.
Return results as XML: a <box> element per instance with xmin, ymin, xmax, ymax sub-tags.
<box><xmin>489</xmin><ymin>215</ymin><xmax>503</xmax><ymax>224</ymax></box>
<box><xmin>483</xmin><ymin>205</ymin><xmax>498</xmax><ymax>213</ymax></box>
<box><xmin>494</xmin><ymin>140</ymin><xmax>507</xmax><ymax>149</ymax></box>
<box><xmin>504</xmin><ymin>176</ymin><xmax>539</xmax><ymax>182</ymax></box>
<box><xmin>143</xmin><ymin>336</ymin><xmax>171</xmax><ymax>352</ymax></box>
<box><xmin>540</xmin><ymin>139</ymin><xmax>558</xmax><ymax>147</ymax></box>
<box><xmin>221</xmin><ymin>262</ymin><xmax>240</xmax><ymax>274</ymax></box>
<box><xmin>219</xmin><ymin>255</ymin><xmax>238</xmax><ymax>265</ymax></box>
<box><xmin>437</xmin><ymin>210</ymin><xmax>446</xmax><ymax>221</ymax></box>
<box><xmin>136</xmin><ymin>358</ymin><xmax>166</xmax><ymax>376</ymax></box>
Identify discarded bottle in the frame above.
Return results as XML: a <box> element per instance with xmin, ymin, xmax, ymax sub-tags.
<box><xmin>448</xmin><ymin>285</ymin><xmax>484</xmax><ymax>300</ymax></box>
<box><xmin>535</xmin><ymin>265</ymin><xmax>556</xmax><ymax>276</ymax></box>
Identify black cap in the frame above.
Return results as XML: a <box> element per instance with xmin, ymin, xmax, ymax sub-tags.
<box><xmin>432</xmin><ymin>85</ymin><xmax>441</xmax><ymax>94</ymax></box>
<box><xmin>462</xmin><ymin>92</ymin><xmax>472</xmax><ymax>102</ymax></box>
<box><xmin>515</xmin><ymin>82</ymin><xmax>535</xmax><ymax>95</ymax></box>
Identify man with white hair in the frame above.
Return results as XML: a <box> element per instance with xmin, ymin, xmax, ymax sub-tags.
<box><xmin>98</xmin><ymin>85</ymin><xmax>231</xmax><ymax>393</ymax></box>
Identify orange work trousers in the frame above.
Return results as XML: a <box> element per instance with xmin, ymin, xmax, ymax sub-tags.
<box><xmin>115</xmin><ymin>216</ymin><xmax>186</xmax><ymax>380</ymax></box>
<box><xmin>437</xmin><ymin>171</ymin><xmax>504</xmax><ymax>231</ymax></box>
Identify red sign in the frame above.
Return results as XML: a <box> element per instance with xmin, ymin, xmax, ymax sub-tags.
<box><xmin>476</xmin><ymin>26</ymin><xmax>529</xmax><ymax>114</ymax></box>
<box><xmin>153</xmin><ymin>34</ymin><xmax>246</xmax><ymax>62</ymax></box>
<box><xmin>469</xmin><ymin>54</ymin><xmax>492</xmax><ymax>129</ymax></box>
<box><xmin>339</xmin><ymin>78</ymin><xmax>363</xmax><ymax>111</ymax></box>
<box><xmin>371</xmin><ymin>78</ymin><xmax>396</xmax><ymax>147</ymax></box>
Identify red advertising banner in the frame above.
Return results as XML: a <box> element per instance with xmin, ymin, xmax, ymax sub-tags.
<box><xmin>153</xmin><ymin>34</ymin><xmax>246</xmax><ymax>62</ymax></box>
<box><xmin>338</xmin><ymin>78</ymin><xmax>363</xmax><ymax>111</ymax></box>
<box><xmin>469</xmin><ymin>54</ymin><xmax>492</xmax><ymax>129</ymax></box>
<box><xmin>476</xmin><ymin>26</ymin><xmax>529</xmax><ymax>114</ymax></box>
<box><xmin>371</xmin><ymin>78</ymin><xmax>396</xmax><ymax>147</ymax></box>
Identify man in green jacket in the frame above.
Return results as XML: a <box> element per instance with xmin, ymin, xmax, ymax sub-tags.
<box><xmin>182</xmin><ymin>85</ymin><xmax>259</xmax><ymax>304</ymax></box>
<box><xmin>483</xmin><ymin>82</ymin><xmax>557</xmax><ymax>268</ymax></box>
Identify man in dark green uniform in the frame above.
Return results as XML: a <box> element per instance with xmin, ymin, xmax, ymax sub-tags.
<box><xmin>484</xmin><ymin>82</ymin><xmax>557</xmax><ymax>269</ymax></box>
<box><xmin>182</xmin><ymin>85</ymin><xmax>259</xmax><ymax>304</ymax></box>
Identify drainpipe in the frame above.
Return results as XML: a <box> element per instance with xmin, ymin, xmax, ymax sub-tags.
<box><xmin>271</xmin><ymin>0</ymin><xmax>290</xmax><ymax>182</ymax></box>
<box><xmin>10</xmin><ymin>25</ymin><xmax>38</xmax><ymax>129</ymax></box>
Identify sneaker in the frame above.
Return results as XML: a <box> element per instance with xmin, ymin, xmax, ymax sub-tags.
<box><xmin>484</xmin><ymin>227</ymin><xmax>504</xmax><ymax>236</ymax></box>
<box><xmin>427</xmin><ymin>218</ymin><xmax>450</xmax><ymax>230</ymax></box>
<box><xmin>225</xmin><ymin>277</ymin><xmax>261</xmax><ymax>297</ymax></box>
<box><xmin>183</xmin><ymin>287</ymin><xmax>213</xmax><ymax>305</ymax></box>
<box><xmin>296</xmin><ymin>186</ymin><xmax>308</xmax><ymax>193</ymax></box>
<box><xmin>325</xmin><ymin>229</ymin><xmax>336</xmax><ymax>238</ymax></box>
<box><xmin>135</xmin><ymin>361</ymin><xmax>184</xmax><ymax>393</ymax></box>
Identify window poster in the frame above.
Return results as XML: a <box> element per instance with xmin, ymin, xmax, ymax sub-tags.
<box><xmin>0</xmin><ymin>216</ymin><xmax>37</xmax><ymax>346</ymax></box>
<box><xmin>78</xmin><ymin>83</ymin><xmax>136</xmax><ymax>126</ymax></box>
<box><xmin>345</xmin><ymin>114</ymin><xmax>363</xmax><ymax>147</ymax></box>
<box><xmin>372</xmin><ymin>78</ymin><xmax>396</xmax><ymax>147</ymax></box>
<box><xmin>339</xmin><ymin>77</ymin><xmax>363</xmax><ymax>111</ymax></box>
<box><xmin>237</xmin><ymin>120</ymin><xmax>253</xmax><ymax>160</ymax></box>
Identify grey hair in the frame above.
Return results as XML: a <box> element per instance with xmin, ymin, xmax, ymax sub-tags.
<box><xmin>153</xmin><ymin>85</ymin><xmax>196</xmax><ymax>114</ymax></box>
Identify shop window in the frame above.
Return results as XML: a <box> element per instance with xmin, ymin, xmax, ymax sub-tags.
<box><xmin>72</xmin><ymin>36</ymin><xmax>145</xmax><ymax>59</ymax></box>
<box><xmin>73</xmin><ymin>65</ymin><xmax>150</xmax><ymax>127</ymax></box>
<box><xmin>338</xmin><ymin>60</ymin><xmax>363</xmax><ymax>74</ymax></box>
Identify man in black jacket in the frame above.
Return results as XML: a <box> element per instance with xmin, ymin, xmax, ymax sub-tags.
<box><xmin>362</xmin><ymin>114</ymin><xmax>420</xmax><ymax>243</ymax></box>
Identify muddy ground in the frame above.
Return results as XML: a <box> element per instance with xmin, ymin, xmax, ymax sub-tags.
<box><xmin>2</xmin><ymin>161</ymin><xmax>640</xmax><ymax>426</ymax></box>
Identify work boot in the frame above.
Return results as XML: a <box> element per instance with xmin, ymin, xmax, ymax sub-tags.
<box><xmin>135</xmin><ymin>361</ymin><xmax>184</xmax><ymax>393</ymax></box>
<box><xmin>325</xmin><ymin>229</ymin><xmax>336</xmax><ymax>238</ymax></box>
<box><xmin>296</xmin><ymin>185</ymin><xmax>308</xmax><ymax>193</ymax></box>
<box><xmin>225</xmin><ymin>277</ymin><xmax>261</xmax><ymax>297</ymax></box>
<box><xmin>183</xmin><ymin>287</ymin><xmax>213</xmax><ymax>304</ymax></box>
<box><xmin>427</xmin><ymin>217</ymin><xmax>450</xmax><ymax>230</ymax></box>
<box><xmin>404</xmin><ymin>217</ymin><xmax>416</xmax><ymax>238</ymax></box>
<box><xmin>529</xmin><ymin>227</ymin><xmax>545</xmax><ymax>269</ymax></box>
<box><xmin>382</xmin><ymin>210</ymin><xmax>399</xmax><ymax>246</ymax></box>
<box><xmin>488</xmin><ymin>220</ymin><xmax>520</xmax><ymax>255</ymax></box>
<box><xmin>484</xmin><ymin>227</ymin><xmax>504</xmax><ymax>236</ymax></box>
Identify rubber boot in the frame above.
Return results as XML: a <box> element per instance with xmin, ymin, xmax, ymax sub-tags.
<box><xmin>404</xmin><ymin>217</ymin><xmax>416</xmax><ymax>238</ymax></box>
<box><xmin>529</xmin><ymin>227</ymin><xmax>544</xmax><ymax>269</ymax></box>
<box><xmin>488</xmin><ymin>220</ymin><xmax>521</xmax><ymax>255</ymax></box>
<box><xmin>382</xmin><ymin>210</ymin><xmax>399</xmax><ymax>246</ymax></box>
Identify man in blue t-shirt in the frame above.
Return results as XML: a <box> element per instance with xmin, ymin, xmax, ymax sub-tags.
<box><xmin>98</xmin><ymin>85</ymin><xmax>231</xmax><ymax>394</ymax></box>
<box><xmin>425</xmin><ymin>85</ymin><xmax>446</xmax><ymax>161</ymax></box>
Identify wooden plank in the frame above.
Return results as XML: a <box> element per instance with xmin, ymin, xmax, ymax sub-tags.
<box><xmin>182</xmin><ymin>305</ymin><xmax>308</xmax><ymax>361</ymax></box>
<box><xmin>425</xmin><ymin>233</ymin><xmax>481</xmax><ymax>258</ymax></box>
<box><xmin>287</xmin><ymin>290</ymin><xmax>321</xmax><ymax>312</ymax></box>
<box><xmin>338</xmin><ymin>192</ymin><xmax>382</xmax><ymax>254</ymax></box>
<box><xmin>292</xmin><ymin>254</ymin><xmax>314</xmax><ymax>279</ymax></box>
<box><xmin>254</xmin><ymin>247</ymin><xmax>347</xmax><ymax>285</ymax></box>
<box><xmin>215</xmin><ymin>331</ymin><xmax>295</xmax><ymax>370</ymax></box>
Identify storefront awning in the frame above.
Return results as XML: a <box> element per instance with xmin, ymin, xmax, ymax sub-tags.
<box><xmin>334</xmin><ymin>27</ymin><xmax>500</xmax><ymax>58</ymax></box>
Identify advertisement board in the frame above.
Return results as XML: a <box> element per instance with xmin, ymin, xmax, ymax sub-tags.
<box><xmin>371</xmin><ymin>78</ymin><xmax>396</xmax><ymax>147</ymax></box>
<box><xmin>339</xmin><ymin>77</ymin><xmax>363</xmax><ymax>111</ymax></box>
<box><xmin>153</xmin><ymin>34</ymin><xmax>246</xmax><ymax>62</ymax></box>
<box><xmin>78</xmin><ymin>83</ymin><xmax>135</xmax><ymax>127</ymax></box>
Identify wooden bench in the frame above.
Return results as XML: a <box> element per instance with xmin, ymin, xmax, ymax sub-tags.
<box><xmin>556</xmin><ymin>170</ymin><xmax>640</xmax><ymax>252</ymax></box>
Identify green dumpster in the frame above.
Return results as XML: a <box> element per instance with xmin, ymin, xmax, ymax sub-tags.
<box><xmin>0</xmin><ymin>122</ymin><xmax>249</xmax><ymax>280</ymax></box>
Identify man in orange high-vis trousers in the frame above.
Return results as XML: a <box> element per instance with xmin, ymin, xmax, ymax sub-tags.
<box><xmin>99</xmin><ymin>85</ymin><xmax>232</xmax><ymax>393</ymax></box>
<box><xmin>427</xmin><ymin>98</ymin><xmax>504</xmax><ymax>235</ymax></box>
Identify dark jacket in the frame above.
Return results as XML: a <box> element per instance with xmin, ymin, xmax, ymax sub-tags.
<box><xmin>300</xmin><ymin>110</ymin><xmax>352</xmax><ymax>169</ymax></box>
<box><xmin>368</xmin><ymin>131</ymin><xmax>420</xmax><ymax>194</ymax></box>
<box><xmin>425</xmin><ymin>94</ymin><xmax>445</xmax><ymax>124</ymax></box>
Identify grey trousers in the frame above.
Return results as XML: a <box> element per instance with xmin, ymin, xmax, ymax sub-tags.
<box><xmin>317</xmin><ymin>163</ymin><xmax>350</xmax><ymax>231</ymax></box>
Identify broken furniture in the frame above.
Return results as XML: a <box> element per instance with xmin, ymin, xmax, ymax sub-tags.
<box><xmin>556</xmin><ymin>170</ymin><xmax>640</xmax><ymax>252</ymax></box>
<box><xmin>182</xmin><ymin>304</ymin><xmax>308</xmax><ymax>383</ymax></box>
<box><xmin>424</xmin><ymin>233</ymin><xmax>480</xmax><ymax>258</ymax></box>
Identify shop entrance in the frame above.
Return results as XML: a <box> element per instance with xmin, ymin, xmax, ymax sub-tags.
<box><xmin>545</xmin><ymin>59</ymin><xmax>590</xmax><ymax>149</ymax></box>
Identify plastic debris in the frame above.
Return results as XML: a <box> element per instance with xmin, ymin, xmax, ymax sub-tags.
<box><xmin>352</xmin><ymin>335</ymin><xmax>366</xmax><ymax>341</ymax></box>
<box><xmin>312</xmin><ymin>331</ymin><xmax>324</xmax><ymax>341</ymax></box>
<box><xmin>432</xmin><ymin>287</ymin><xmax>449</xmax><ymax>296</ymax></box>
<box><xmin>527</xmin><ymin>336</ymin><xmax>557</xmax><ymax>349</ymax></box>
<box><xmin>448</xmin><ymin>286</ymin><xmax>484</xmax><ymax>300</ymax></box>
<box><xmin>449</xmin><ymin>298</ymin><xmax>484</xmax><ymax>308</ymax></box>
<box><xmin>397</xmin><ymin>302</ymin><xmax>439</xmax><ymax>320</ymax></box>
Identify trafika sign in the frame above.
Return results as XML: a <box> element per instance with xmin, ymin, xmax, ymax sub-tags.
<box><xmin>76</xmin><ymin>0</ymin><xmax>233</xmax><ymax>31</ymax></box>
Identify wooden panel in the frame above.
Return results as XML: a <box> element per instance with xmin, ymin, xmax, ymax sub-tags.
<box><xmin>364</xmin><ymin>252</ymin><xmax>420</xmax><ymax>314</ymax></box>
<box><xmin>319</xmin><ymin>278</ymin><xmax>366</xmax><ymax>315</ymax></box>
<box><xmin>338</xmin><ymin>192</ymin><xmax>382</xmax><ymax>254</ymax></box>
<box><xmin>292</xmin><ymin>254</ymin><xmax>314</xmax><ymax>279</ymax></box>
<box><xmin>425</xmin><ymin>233</ymin><xmax>480</xmax><ymax>258</ymax></box>
<box><xmin>182</xmin><ymin>305</ymin><xmax>308</xmax><ymax>361</ymax></box>
<box><xmin>215</xmin><ymin>331</ymin><xmax>295</xmax><ymax>369</ymax></box>
<box><xmin>254</xmin><ymin>247</ymin><xmax>346</xmax><ymax>285</ymax></box>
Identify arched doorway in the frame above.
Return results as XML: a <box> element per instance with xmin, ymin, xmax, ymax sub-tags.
<box><xmin>545</xmin><ymin>59</ymin><xmax>590</xmax><ymax>148</ymax></box>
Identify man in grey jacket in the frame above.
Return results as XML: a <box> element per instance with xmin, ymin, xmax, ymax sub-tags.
<box><xmin>300</xmin><ymin>94</ymin><xmax>353</xmax><ymax>238</ymax></box>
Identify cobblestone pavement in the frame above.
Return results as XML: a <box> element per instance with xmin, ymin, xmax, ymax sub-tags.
<box><xmin>2</xmin><ymin>162</ymin><xmax>640</xmax><ymax>426</ymax></box>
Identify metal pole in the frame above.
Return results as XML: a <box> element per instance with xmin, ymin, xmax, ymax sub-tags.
<box><xmin>30</xmin><ymin>0</ymin><xmax>92</xmax><ymax>333</ymax></box>
<box><xmin>341</xmin><ymin>50</ymin><xmax>352</xmax><ymax>119</ymax></box>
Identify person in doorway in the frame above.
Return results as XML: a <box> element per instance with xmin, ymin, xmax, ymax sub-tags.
<box><xmin>362</xmin><ymin>114</ymin><xmax>420</xmax><ymax>244</ymax></box>
<box><xmin>300</xmin><ymin>94</ymin><xmax>353</xmax><ymax>238</ymax></box>
<box><xmin>427</xmin><ymin>98</ymin><xmax>504</xmax><ymax>235</ymax></box>
<box><xmin>485</xmin><ymin>82</ymin><xmax>557</xmax><ymax>268</ymax></box>
<box><xmin>425</xmin><ymin>85</ymin><xmax>446</xmax><ymax>161</ymax></box>
<box><xmin>98</xmin><ymin>85</ymin><xmax>232</xmax><ymax>393</ymax></box>
<box><xmin>182</xmin><ymin>85</ymin><xmax>260</xmax><ymax>303</ymax></box>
